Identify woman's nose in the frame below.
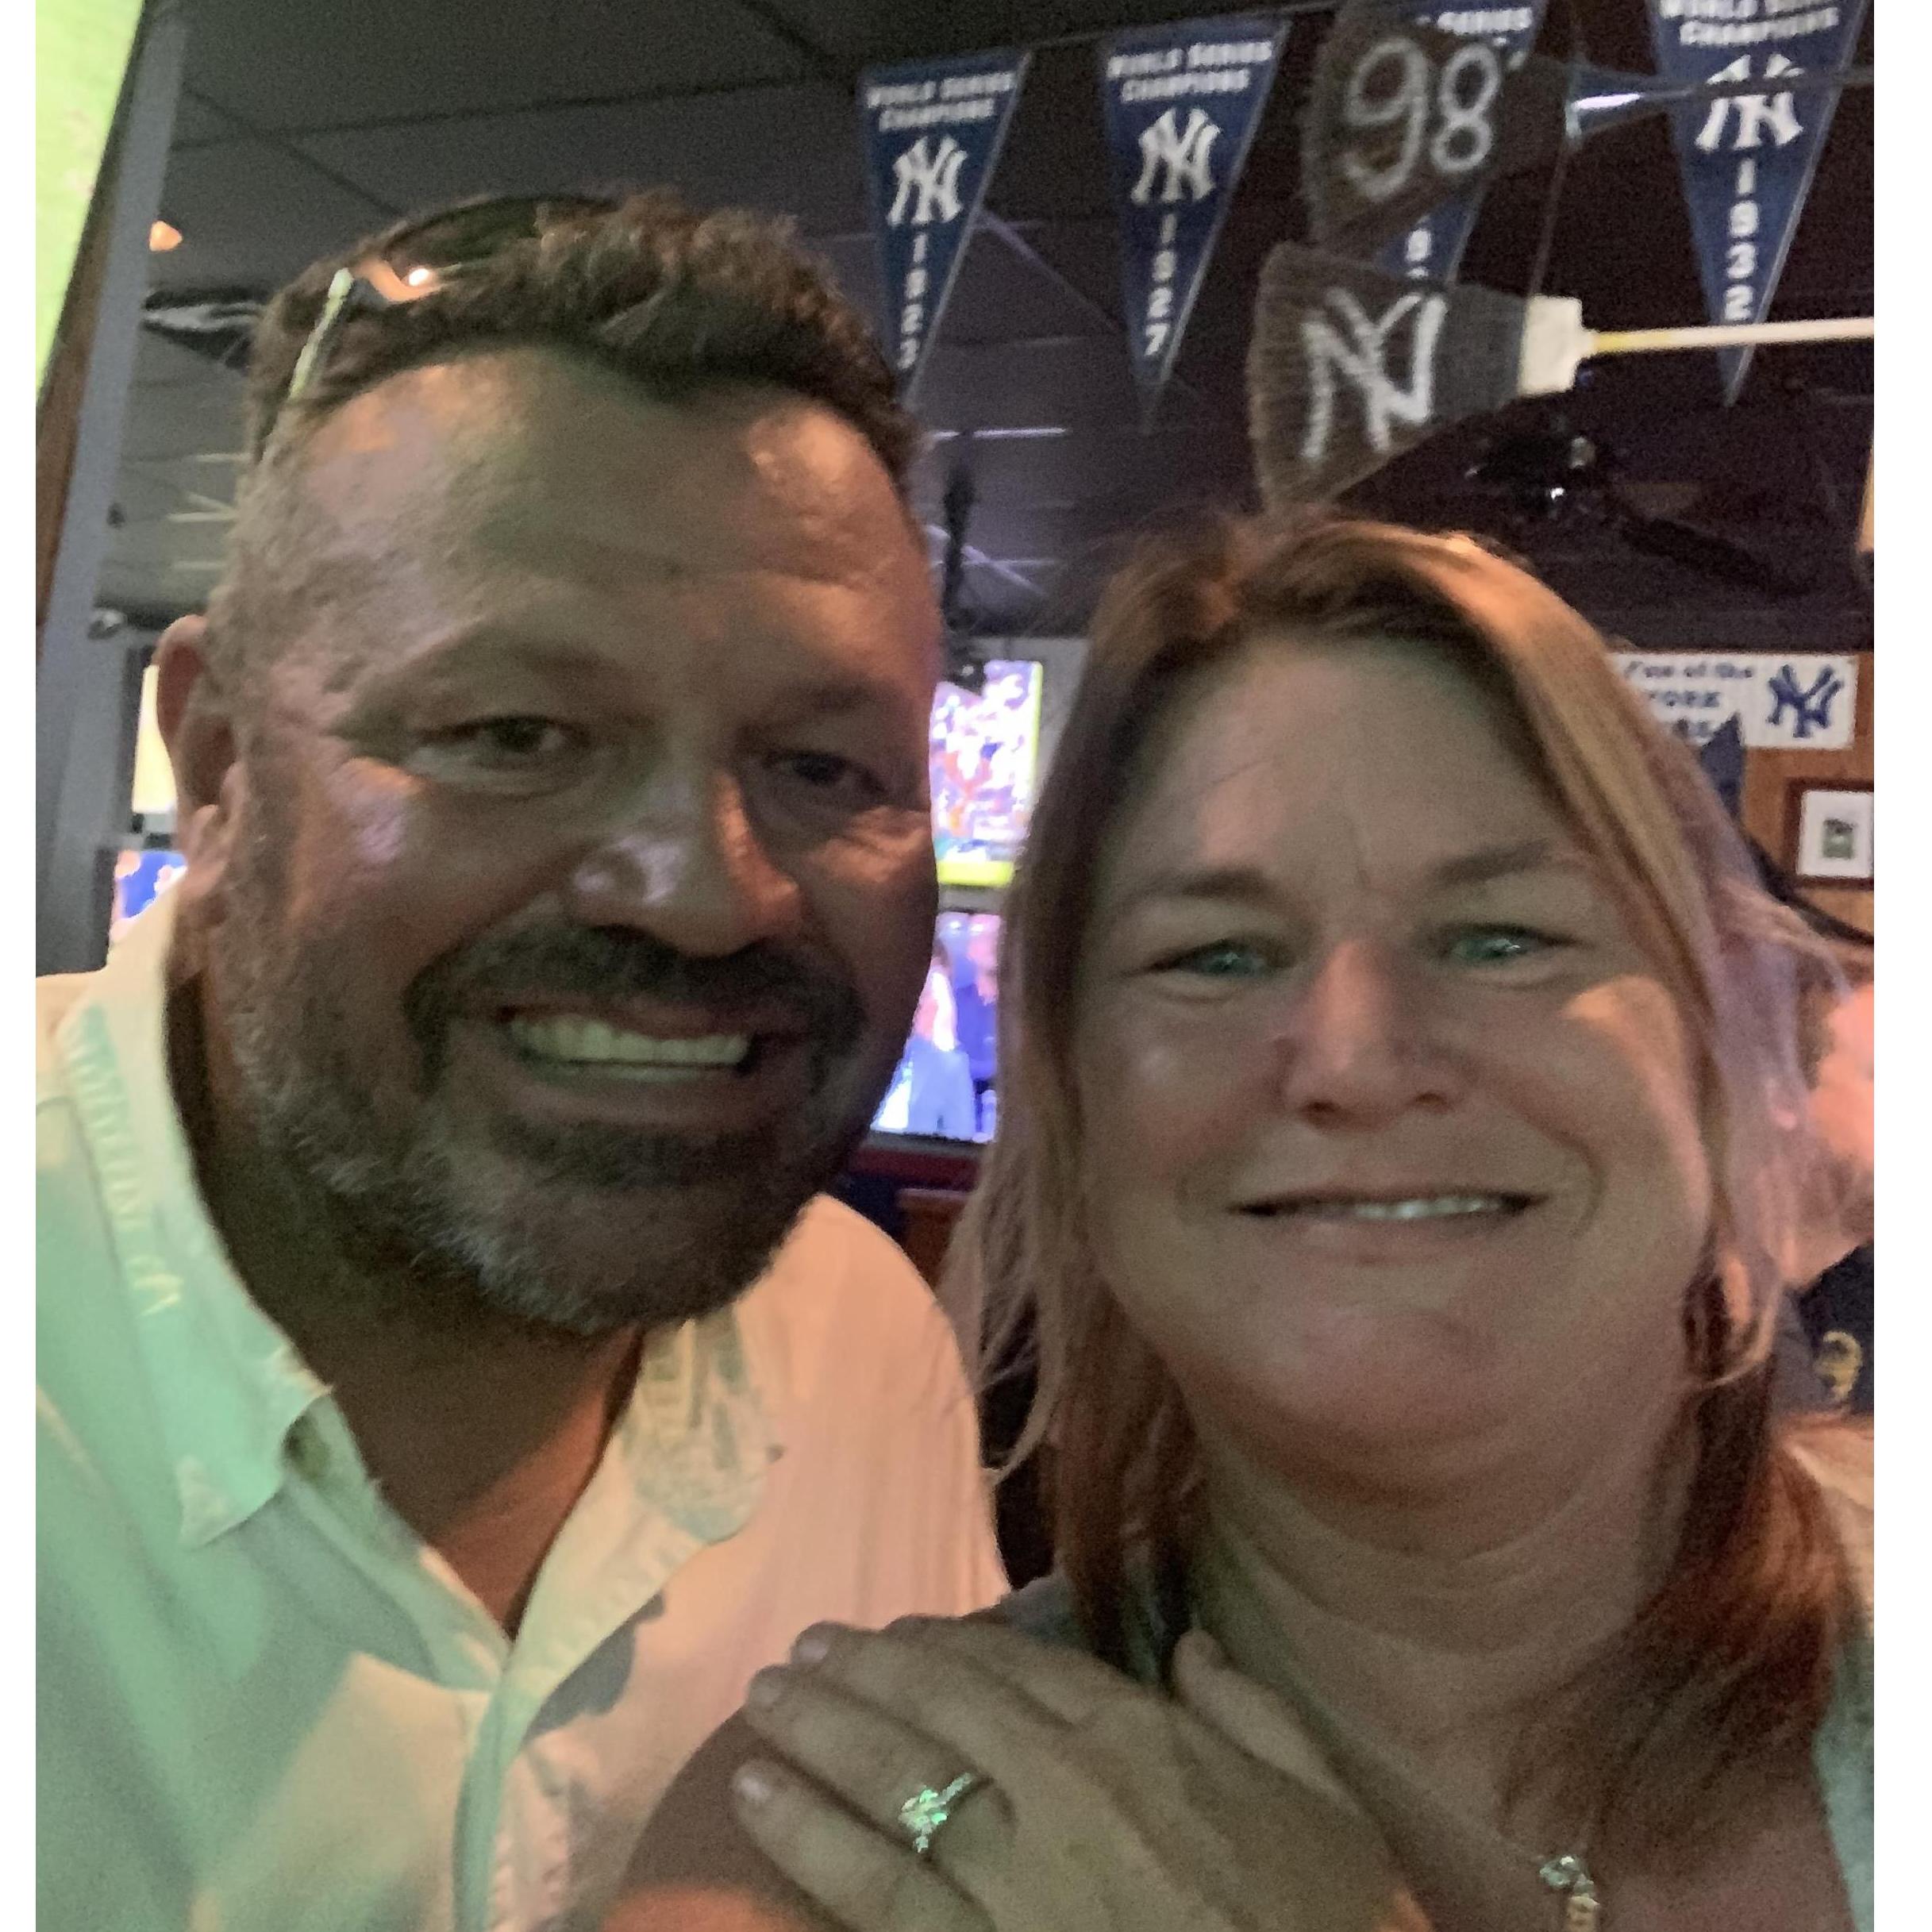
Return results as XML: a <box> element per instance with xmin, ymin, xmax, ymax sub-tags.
<box><xmin>1270</xmin><ymin>939</ymin><xmax>1464</xmax><ymax>1126</ymax></box>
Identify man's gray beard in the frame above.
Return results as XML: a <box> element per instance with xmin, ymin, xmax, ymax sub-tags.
<box><xmin>211</xmin><ymin>879</ymin><xmax>870</xmax><ymax>1341</ymax></box>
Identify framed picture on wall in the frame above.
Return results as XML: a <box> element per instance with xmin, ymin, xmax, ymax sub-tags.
<box><xmin>1786</xmin><ymin>782</ymin><xmax>1874</xmax><ymax>884</ymax></box>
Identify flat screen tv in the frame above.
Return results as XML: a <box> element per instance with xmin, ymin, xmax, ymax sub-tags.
<box><xmin>110</xmin><ymin>848</ymin><xmax>186</xmax><ymax>945</ymax></box>
<box><xmin>931</xmin><ymin>660</ymin><xmax>1042</xmax><ymax>891</ymax></box>
<box><xmin>870</xmin><ymin>910</ymin><xmax>1003</xmax><ymax>1145</ymax></box>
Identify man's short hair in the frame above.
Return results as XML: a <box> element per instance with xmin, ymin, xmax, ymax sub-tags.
<box><xmin>244</xmin><ymin>189</ymin><xmax>917</xmax><ymax>488</ymax></box>
<box><xmin>206</xmin><ymin>190</ymin><xmax>921</xmax><ymax>689</ymax></box>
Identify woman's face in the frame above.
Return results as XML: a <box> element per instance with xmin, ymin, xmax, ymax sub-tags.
<box><xmin>1073</xmin><ymin>637</ymin><xmax>1713</xmax><ymax>1464</ymax></box>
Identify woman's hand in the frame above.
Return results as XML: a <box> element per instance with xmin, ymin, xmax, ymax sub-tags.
<box><xmin>728</xmin><ymin>1616</ymin><xmax>1429</xmax><ymax>1932</ymax></box>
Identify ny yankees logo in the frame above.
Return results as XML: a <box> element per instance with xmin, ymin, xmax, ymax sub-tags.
<box><xmin>1131</xmin><ymin>106</ymin><xmax>1220</xmax><ymax>206</ymax></box>
<box><xmin>1766</xmin><ymin>662</ymin><xmax>1845</xmax><ymax>740</ymax></box>
<box><xmin>887</xmin><ymin>135</ymin><xmax>968</xmax><ymax>226</ymax></box>
<box><xmin>1299</xmin><ymin>287</ymin><xmax>1446</xmax><ymax>462</ymax></box>
<box><xmin>1695</xmin><ymin>52</ymin><xmax>1804</xmax><ymax>154</ymax></box>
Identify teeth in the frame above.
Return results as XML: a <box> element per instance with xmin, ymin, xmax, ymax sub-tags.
<box><xmin>505</xmin><ymin>1014</ymin><xmax>750</xmax><ymax>1075</ymax></box>
<box><xmin>1281</xmin><ymin>1195</ymin><xmax>1516</xmax><ymax>1221</ymax></box>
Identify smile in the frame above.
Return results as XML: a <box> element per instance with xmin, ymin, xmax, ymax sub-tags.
<box><xmin>1238</xmin><ymin>1194</ymin><xmax>1536</xmax><ymax>1221</ymax></box>
<box><xmin>502</xmin><ymin>1014</ymin><xmax>754</xmax><ymax>1080</ymax></box>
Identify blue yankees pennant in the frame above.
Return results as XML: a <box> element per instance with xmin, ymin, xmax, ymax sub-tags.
<box><xmin>859</xmin><ymin>49</ymin><xmax>1030</xmax><ymax>404</ymax></box>
<box><xmin>1098</xmin><ymin>13</ymin><xmax>1290</xmax><ymax>425</ymax></box>
<box><xmin>1366</xmin><ymin>1</ymin><xmax>1550</xmax><ymax>283</ymax></box>
<box><xmin>1645</xmin><ymin>0</ymin><xmax>1868</xmax><ymax>404</ymax></box>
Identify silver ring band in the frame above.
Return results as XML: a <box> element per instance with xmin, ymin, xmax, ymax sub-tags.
<box><xmin>897</xmin><ymin>1771</ymin><xmax>986</xmax><ymax>1858</ymax></box>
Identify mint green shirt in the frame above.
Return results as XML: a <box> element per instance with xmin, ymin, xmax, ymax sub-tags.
<box><xmin>37</xmin><ymin>897</ymin><xmax>1007</xmax><ymax>1931</ymax></box>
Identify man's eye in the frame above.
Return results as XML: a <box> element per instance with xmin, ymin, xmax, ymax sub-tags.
<box><xmin>767</xmin><ymin>749</ymin><xmax>888</xmax><ymax>804</ymax></box>
<box><xmin>1442</xmin><ymin>925</ymin><xmax>1563</xmax><ymax>966</ymax></box>
<box><xmin>429</xmin><ymin>717</ymin><xmax>578</xmax><ymax>764</ymax></box>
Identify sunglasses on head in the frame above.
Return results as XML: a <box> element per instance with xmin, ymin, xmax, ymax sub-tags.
<box><xmin>273</xmin><ymin>192</ymin><xmax>618</xmax><ymax>431</ymax></box>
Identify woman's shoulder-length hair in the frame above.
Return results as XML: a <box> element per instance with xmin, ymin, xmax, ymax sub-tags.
<box><xmin>950</xmin><ymin>510</ymin><xmax>1860</xmax><ymax>1871</ymax></box>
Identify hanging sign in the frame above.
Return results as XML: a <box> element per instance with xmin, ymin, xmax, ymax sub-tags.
<box><xmin>1305</xmin><ymin>9</ymin><xmax>1567</xmax><ymax>257</ymax></box>
<box><xmin>859</xmin><ymin>48</ymin><xmax>1030</xmax><ymax>402</ymax></box>
<box><xmin>1249</xmin><ymin>241</ymin><xmax>1530</xmax><ymax>502</ymax></box>
<box><xmin>1613</xmin><ymin>650</ymin><xmax>1858</xmax><ymax>750</ymax></box>
<box><xmin>1347</xmin><ymin>2</ymin><xmax>1549</xmax><ymax>283</ymax></box>
<box><xmin>1645</xmin><ymin>0</ymin><xmax>1868</xmax><ymax>405</ymax></box>
<box><xmin>1098</xmin><ymin>13</ymin><xmax>1289</xmax><ymax>425</ymax></box>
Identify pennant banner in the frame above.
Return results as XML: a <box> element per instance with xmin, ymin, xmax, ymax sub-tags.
<box><xmin>1098</xmin><ymin>13</ymin><xmax>1289</xmax><ymax>423</ymax></box>
<box><xmin>1360</xmin><ymin>2</ymin><xmax>1550</xmax><ymax>283</ymax></box>
<box><xmin>1306</xmin><ymin>8</ymin><xmax>1567</xmax><ymax>257</ymax></box>
<box><xmin>1645</xmin><ymin>0</ymin><xmax>1868</xmax><ymax>405</ymax></box>
<box><xmin>859</xmin><ymin>49</ymin><xmax>1030</xmax><ymax>402</ymax></box>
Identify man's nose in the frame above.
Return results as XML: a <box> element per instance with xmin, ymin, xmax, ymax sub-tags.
<box><xmin>562</xmin><ymin>762</ymin><xmax>802</xmax><ymax>958</ymax></box>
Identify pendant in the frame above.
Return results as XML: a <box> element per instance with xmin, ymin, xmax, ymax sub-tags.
<box><xmin>1538</xmin><ymin>1853</ymin><xmax>1602</xmax><ymax>1931</ymax></box>
<box><xmin>1563</xmin><ymin>1889</ymin><xmax>1601</xmax><ymax>1932</ymax></box>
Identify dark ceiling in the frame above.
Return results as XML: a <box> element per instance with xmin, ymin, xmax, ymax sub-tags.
<box><xmin>102</xmin><ymin>0</ymin><xmax>1875</xmax><ymax>649</ymax></box>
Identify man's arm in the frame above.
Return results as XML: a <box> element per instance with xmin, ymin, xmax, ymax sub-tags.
<box><xmin>602</xmin><ymin>1715</ymin><xmax>837</xmax><ymax>1932</ymax></box>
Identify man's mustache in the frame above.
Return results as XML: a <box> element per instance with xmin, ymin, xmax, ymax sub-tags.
<box><xmin>402</xmin><ymin>925</ymin><xmax>866</xmax><ymax>1080</ymax></box>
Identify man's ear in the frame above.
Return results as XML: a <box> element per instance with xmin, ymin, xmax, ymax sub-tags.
<box><xmin>154</xmin><ymin>614</ymin><xmax>244</xmax><ymax>912</ymax></box>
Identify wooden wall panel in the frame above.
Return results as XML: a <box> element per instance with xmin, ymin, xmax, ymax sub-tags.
<box><xmin>1741</xmin><ymin>651</ymin><xmax>1874</xmax><ymax>937</ymax></box>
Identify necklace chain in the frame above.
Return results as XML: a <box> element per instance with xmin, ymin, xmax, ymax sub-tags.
<box><xmin>1183</xmin><ymin>1560</ymin><xmax>1606</xmax><ymax>1927</ymax></box>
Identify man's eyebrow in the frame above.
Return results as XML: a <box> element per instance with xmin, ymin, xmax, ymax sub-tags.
<box><xmin>760</xmin><ymin>679</ymin><xmax>905</xmax><ymax>722</ymax></box>
<box><xmin>366</xmin><ymin>630</ymin><xmax>906</xmax><ymax>717</ymax></box>
<box><xmin>375</xmin><ymin>626</ymin><xmax>629</xmax><ymax>684</ymax></box>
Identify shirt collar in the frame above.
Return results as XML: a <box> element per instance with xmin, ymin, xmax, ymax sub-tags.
<box><xmin>54</xmin><ymin>891</ymin><xmax>774</xmax><ymax>1551</ymax></box>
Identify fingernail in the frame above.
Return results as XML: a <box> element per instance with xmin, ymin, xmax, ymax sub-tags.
<box><xmin>791</xmin><ymin>1625</ymin><xmax>837</xmax><ymax>1665</ymax></box>
<box><xmin>747</xmin><ymin>1666</ymin><xmax>787</xmax><ymax>1709</ymax></box>
<box><xmin>734</xmin><ymin>1762</ymin><xmax>776</xmax><ymax>1807</ymax></box>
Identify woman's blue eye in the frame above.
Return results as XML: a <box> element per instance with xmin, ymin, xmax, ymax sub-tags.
<box><xmin>1445</xmin><ymin>925</ymin><xmax>1559</xmax><ymax>965</ymax></box>
<box><xmin>1165</xmin><ymin>941</ymin><xmax>1272</xmax><ymax>978</ymax></box>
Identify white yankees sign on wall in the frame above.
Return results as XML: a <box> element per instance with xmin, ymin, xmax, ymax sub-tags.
<box><xmin>1614</xmin><ymin>651</ymin><xmax>1858</xmax><ymax>750</ymax></box>
<box><xmin>1098</xmin><ymin>14</ymin><xmax>1289</xmax><ymax>425</ymax></box>
<box><xmin>860</xmin><ymin>50</ymin><xmax>1030</xmax><ymax>401</ymax></box>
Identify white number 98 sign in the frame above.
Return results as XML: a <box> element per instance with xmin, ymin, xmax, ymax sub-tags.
<box><xmin>1341</xmin><ymin>31</ymin><xmax>1501</xmax><ymax>206</ymax></box>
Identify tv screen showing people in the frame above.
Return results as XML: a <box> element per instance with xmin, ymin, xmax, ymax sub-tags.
<box><xmin>871</xmin><ymin>910</ymin><xmax>1001</xmax><ymax>1143</ymax></box>
<box><xmin>931</xmin><ymin>660</ymin><xmax>1041</xmax><ymax>890</ymax></box>
<box><xmin>110</xmin><ymin>849</ymin><xmax>186</xmax><ymax>946</ymax></box>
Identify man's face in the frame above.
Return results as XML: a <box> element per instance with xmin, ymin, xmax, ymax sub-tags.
<box><xmin>176</xmin><ymin>351</ymin><xmax>940</xmax><ymax>1334</ymax></box>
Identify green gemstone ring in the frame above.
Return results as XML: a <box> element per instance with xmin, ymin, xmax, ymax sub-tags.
<box><xmin>896</xmin><ymin>1771</ymin><xmax>986</xmax><ymax>1857</ymax></box>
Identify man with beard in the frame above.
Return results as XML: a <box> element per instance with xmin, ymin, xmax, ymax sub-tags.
<box><xmin>37</xmin><ymin>193</ymin><xmax>1005</xmax><ymax>1932</ymax></box>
